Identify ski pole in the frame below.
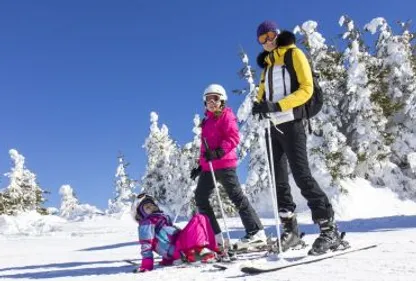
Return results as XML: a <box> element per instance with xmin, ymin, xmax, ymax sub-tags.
<box><xmin>173</xmin><ymin>189</ymin><xmax>194</xmax><ymax>224</ymax></box>
<box><xmin>260</xmin><ymin>113</ymin><xmax>284</xmax><ymax>135</ymax></box>
<box><xmin>203</xmin><ymin>138</ymin><xmax>232</xmax><ymax>247</ymax></box>
<box><xmin>263</xmin><ymin>118</ymin><xmax>283</xmax><ymax>254</ymax></box>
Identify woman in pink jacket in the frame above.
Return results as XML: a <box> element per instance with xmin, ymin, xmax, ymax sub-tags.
<box><xmin>191</xmin><ymin>84</ymin><xmax>266</xmax><ymax>248</ymax></box>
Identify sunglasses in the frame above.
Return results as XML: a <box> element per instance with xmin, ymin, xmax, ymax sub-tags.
<box><xmin>258</xmin><ymin>31</ymin><xmax>278</xmax><ymax>44</ymax></box>
<box><xmin>205</xmin><ymin>95</ymin><xmax>221</xmax><ymax>103</ymax></box>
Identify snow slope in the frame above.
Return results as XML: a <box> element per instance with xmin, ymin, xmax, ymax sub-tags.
<box><xmin>1</xmin><ymin>179</ymin><xmax>416</xmax><ymax>281</ymax></box>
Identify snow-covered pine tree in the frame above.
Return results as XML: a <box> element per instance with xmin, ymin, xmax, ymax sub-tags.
<box><xmin>365</xmin><ymin>18</ymin><xmax>416</xmax><ymax>198</ymax></box>
<box><xmin>107</xmin><ymin>153</ymin><xmax>137</xmax><ymax>215</ymax></box>
<box><xmin>2</xmin><ymin>149</ymin><xmax>47</xmax><ymax>215</ymax></box>
<box><xmin>141</xmin><ymin>112</ymin><xmax>179</xmax><ymax>214</ymax></box>
<box><xmin>59</xmin><ymin>184</ymin><xmax>102</xmax><ymax>220</ymax></box>
<box><xmin>235</xmin><ymin>49</ymin><xmax>270</xmax><ymax>205</ymax></box>
<box><xmin>0</xmin><ymin>191</ymin><xmax>12</xmax><ymax>215</ymax></box>
<box><xmin>339</xmin><ymin>15</ymin><xmax>402</xmax><ymax>191</ymax></box>
<box><xmin>168</xmin><ymin>114</ymin><xmax>201</xmax><ymax>219</ymax></box>
<box><xmin>59</xmin><ymin>184</ymin><xmax>80</xmax><ymax>219</ymax></box>
<box><xmin>294</xmin><ymin>21</ymin><xmax>357</xmax><ymax>188</ymax></box>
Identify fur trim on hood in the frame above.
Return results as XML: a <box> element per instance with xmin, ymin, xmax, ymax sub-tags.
<box><xmin>256</xmin><ymin>30</ymin><xmax>296</xmax><ymax>69</ymax></box>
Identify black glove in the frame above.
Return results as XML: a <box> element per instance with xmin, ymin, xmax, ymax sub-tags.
<box><xmin>204</xmin><ymin>148</ymin><xmax>225</xmax><ymax>161</ymax></box>
<box><xmin>190</xmin><ymin>166</ymin><xmax>202</xmax><ymax>180</ymax></box>
<box><xmin>252</xmin><ymin>101</ymin><xmax>281</xmax><ymax>114</ymax></box>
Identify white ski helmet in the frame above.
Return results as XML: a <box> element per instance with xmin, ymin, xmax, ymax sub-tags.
<box><xmin>203</xmin><ymin>84</ymin><xmax>227</xmax><ymax>101</ymax></box>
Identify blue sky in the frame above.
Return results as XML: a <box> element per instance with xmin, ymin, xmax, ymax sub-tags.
<box><xmin>1</xmin><ymin>0</ymin><xmax>414</xmax><ymax>209</ymax></box>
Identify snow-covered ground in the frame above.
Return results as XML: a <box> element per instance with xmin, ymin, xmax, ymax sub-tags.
<box><xmin>1</xmin><ymin>179</ymin><xmax>416</xmax><ymax>281</ymax></box>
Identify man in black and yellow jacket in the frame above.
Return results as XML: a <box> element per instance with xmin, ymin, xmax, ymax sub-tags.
<box><xmin>252</xmin><ymin>20</ymin><xmax>342</xmax><ymax>255</ymax></box>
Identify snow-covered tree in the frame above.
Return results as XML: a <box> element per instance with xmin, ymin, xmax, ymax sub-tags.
<box><xmin>295</xmin><ymin>21</ymin><xmax>357</xmax><ymax>188</ymax></box>
<box><xmin>107</xmin><ymin>153</ymin><xmax>137</xmax><ymax>215</ymax></box>
<box><xmin>0</xmin><ymin>192</ymin><xmax>12</xmax><ymax>215</ymax></box>
<box><xmin>365</xmin><ymin>18</ymin><xmax>416</xmax><ymax>198</ymax></box>
<box><xmin>2</xmin><ymin>149</ymin><xmax>47</xmax><ymax>215</ymax></box>
<box><xmin>168</xmin><ymin>114</ymin><xmax>201</xmax><ymax>219</ymax></box>
<box><xmin>141</xmin><ymin>112</ymin><xmax>180</xmax><ymax>214</ymax></box>
<box><xmin>59</xmin><ymin>185</ymin><xmax>102</xmax><ymax>220</ymax></box>
<box><xmin>340</xmin><ymin>15</ymin><xmax>404</xmax><ymax>192</ymax></box>
<box><xmin>59</xmin><ymin>185</ymin><xmax>80</xmax><ymax>218</ymax></box>
<box><xmin>339</xmin><ymin>18</ymin><xmax>385</xmax><ymax>170</ymax></box>
<box><xmin>235</xmin><ymin>49</ymin><xmax>270</xmax><ymax>204</ymax></box>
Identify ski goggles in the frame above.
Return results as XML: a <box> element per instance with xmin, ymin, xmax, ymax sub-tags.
<box><xmin>134</xmin><ymin>193</ymin><xmax>157</xmax><ymax>219</ymax></box>
<box><xmin>258</xmin><ymin>31</ymin><xmax>278</xmax><ymax>44</ymax></box>
<box><xmin>135</xmin><ymin>193</ymin><xmax>155</xmax><ymax>209</ymax></box>
<box><xmin>205</xmin><ymin>94</ymin><xmax>221</xmax><ymax>103</ymax></box>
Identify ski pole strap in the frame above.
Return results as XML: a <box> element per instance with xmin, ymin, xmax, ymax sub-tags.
<box><xmin>203</xmin><ymin>138</ymin><xmax>210</xmax><ymax>151</ymax></box>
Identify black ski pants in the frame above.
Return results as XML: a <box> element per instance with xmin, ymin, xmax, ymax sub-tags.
<box><xmin>266</xmin><ymin>119</ymin><xmax>334</xmax><ymax>222</ymax></box>
<box><xmin>194</xmin><ymin>168</ymin><xmax>263</xmax><ymax>235</ymax></box>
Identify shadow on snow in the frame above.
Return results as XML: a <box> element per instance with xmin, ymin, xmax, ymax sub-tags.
<box><xmin>0</xmin><ymin>258</ymin><xmax>142</xmax><ymax>273</ymax></box>
<box><xmin>77</xmin><ymin>241</ymin><xmax>137</xmax><ymax>251</ymax></box>
<box><xmin>0</xmin><ymin>264</ymin><xmax>134</xmax><ymax>279</ymax></box>
<box><xmin>221</xmin><ymin>215</ymin><xmax>416</xmax><ymax>239</ymax></box>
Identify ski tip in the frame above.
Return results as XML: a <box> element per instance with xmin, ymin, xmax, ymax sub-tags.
<box><xmin>240</xmin><ymin>266</ymin><xmax>262</xmax><ymax>274</ymax></box>
<box><xmin>212</xmin><ymin>264</ymin><xmax>228</xmax><ymax>270</ymax></box>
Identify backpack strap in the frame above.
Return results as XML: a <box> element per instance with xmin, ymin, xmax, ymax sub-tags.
<box><xmin>283</xmin><ymin>48</ymin><xmax>294</xmax><ymax>71</ymax></box>
<box><xmin>260</xmin><ymin>68</ymin><xmax>267</xmax><ymax>102</ymax></box>
<box><xmin>284</xmin><ymin>48</ymin><xmax>313</xmax><ymax>134</ymax></box>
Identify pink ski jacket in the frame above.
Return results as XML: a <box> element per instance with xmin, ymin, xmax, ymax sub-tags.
<box><xmin>200</xmin><ymin>107</ymin><xmax>239</xmax><ymax>171</ymax></box>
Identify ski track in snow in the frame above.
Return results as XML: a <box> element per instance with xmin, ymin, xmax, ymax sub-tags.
<box><xmin>1</xmin><ymin>214</ymin><xmax>416</xmax><ymax>281</ymax></box>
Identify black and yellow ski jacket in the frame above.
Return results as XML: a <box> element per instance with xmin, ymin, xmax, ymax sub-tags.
<box><xmin>256</xmin><ymin>31</ymin><xmax>313</xmax><ymax>125</ymax></box>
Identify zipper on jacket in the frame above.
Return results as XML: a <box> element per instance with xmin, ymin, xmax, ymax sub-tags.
<box><xmin>267</xmin><ymin>52</ymin><xmax>275</xmax><ymax>101</ymax></box>
<box><xmin>282</xmin><ymin>66</ymin><xmax>287</xmax><ymax>96</ymax></box>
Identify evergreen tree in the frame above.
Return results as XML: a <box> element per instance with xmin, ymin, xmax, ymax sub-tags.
<box><xmin>169</xmin><ymin>115</ymin><xmax>201</xmax><ymax>219</ymax></box>
<box><xmin>365</xmin><ymin>18</ymin><xmax>416</xmax><ymax>197</ymax></box>
<box><xmin>340</xmin><ymin>15</ymin><xmax>402</xmax><ymax>191</ymax></box>
<box><xmin>235</xmin><ymin>49</ymin><xmax>270</xmax><ymax>204</ymax></box>
<box><xmin>295</xmin><ymin>21</ymin><xmax>357</xmax><ymax>187</ymax></box>
<box><xmin>107</xmin><ymin>153</ymin><xmax>137</xmax><ymax>215</ymax></box>
<box><xmin>59</xmin><ymin>185</ymin><xmax>80</xmax><ymax>219</ymax></box>
<box><xmin>209</xmin><ymin>184</ymin><xmax>237</xmax><ymax>217</ymax></box>
<box><xmin>141</xmin><ymin>112</ymin><xmax>179</xmax><ymax>214</ymax></box>
<box><xmin>0</xmin><ymin>192</ymin><xmax>12</xmax><ymax>215</ymax></box>
<box><xmin>2</xmin><ymin>149</ymin><xmax>47</xmax><ymax>215</ymax></box>
<box><xmin>59</xmin><ymin>184</ymin><xmax>102</xmax><ymax>220</ymax></box>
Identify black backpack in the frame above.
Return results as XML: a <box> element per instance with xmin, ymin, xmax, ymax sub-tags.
<box><xmin>284</xmin><ymin>48</ymin><xmax>324</xmax><ymax>132</ymax></box>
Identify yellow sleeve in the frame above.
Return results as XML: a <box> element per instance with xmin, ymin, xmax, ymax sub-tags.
<box><xmin>277</xmin><ymin>48</ymin><xmax>313</xmax><ymax>111</ymax></box>
<box><xmin>255</xmin><ymin>69</ymin><xmax>266</xmax><ymax>102</ymax></box>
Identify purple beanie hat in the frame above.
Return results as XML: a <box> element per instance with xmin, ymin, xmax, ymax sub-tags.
<box><xmin>257</xmin><ymin>20</ymin><xmax>278</xmax><ymax>38</ymax></box>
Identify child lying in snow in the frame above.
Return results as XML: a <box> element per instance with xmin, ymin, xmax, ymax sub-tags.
<box><xmin>131</xmin><ymin>193</ymin><xmax>221</xmax><ymax>272</ymax></box>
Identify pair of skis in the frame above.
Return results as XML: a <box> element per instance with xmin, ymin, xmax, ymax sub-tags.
<box><xmin>240</xmin><ymin>243</ymin><xmax>378</xmax><ymax>274</ymax></box>
<box><xmin>124</xmin><ymin>259</ymin><xmax>225</xmax><ymax>273</ymax></box>
<box><xmin>124</xmin><ymin>248</ymin><xmax>266</xmax><ymax>273</ymax></box>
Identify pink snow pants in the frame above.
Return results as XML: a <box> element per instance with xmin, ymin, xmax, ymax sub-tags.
<box><xmin>172</xmin><ymin>214</ymin><xmax>217</xmax><ymax>260</ymax></box>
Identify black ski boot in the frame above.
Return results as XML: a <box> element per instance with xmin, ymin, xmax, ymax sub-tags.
<box><xmin>270</xmin><ymin>214</ymin><xmax>305</xmax><ymax>253</ymax></box>
<box><xmin>309</xmin><ymin>218</ymin><xmax>345</xmax><ymax>255</ymax></box>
